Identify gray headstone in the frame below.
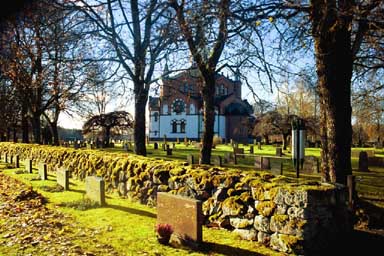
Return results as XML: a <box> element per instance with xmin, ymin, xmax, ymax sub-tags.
<box><xmin>187</xmin><ymin>155</ymin><xmax>195</xmax><ymax>165</ymax></box>
<box><xmin>255</xmin><ymin>156</ymin><xmax>270</xmax><ymax>170</ymax></box>
<box><xmin>15</xmin><ymin>155</ymin><xmax>20</xmax><ymax>168</ymax></box>
<box><xmin>250</xmin><ymin>146</ymin><xmax>254</xmax><ymax>154</ymax></box>
<box><xmin>154</xmin><ymin>142</ymin><xmax>158</xmax><ymax>150</ymax></box>
<box><xmin>25</xmin><ymin>159</ymin><xmax>33</xmax><ymax>173</ymax></box>
<box><xmin>276</xmin><ymin>147</ymin><xmax>283</xmax><ymax>157</ymax></box>
<box><xmin>270</xmin><ymin>161</ymin><xmax>283</xmax><ymax>175</ymax></box>
<box><xmin>166</xmin><ymin>147</ymin><xmax>172</xmax><ymax>156</ymax></box>
<box><xmin>157</xmin><ymin>192</ymin><xmax>203</xmax><ymax>243</ymax></box>
<box><xmin>5</xmin><ymin>153</ymin><xmax>8</xmax><ymax>163</ymax></box>
<box><xmin>358</xmin><ymin>151</ymin><xmax>369</xmax><ymax>172</ymax></box>
<box><xmin>57</xmin><ymin>167</ymin><xmax>70</xmax><ymax>190</ymax></box>
<box><xmin>212</xmin><ymin>155</ymin><xmax>222</xmax><ymax>167</ymax></box>
<box><xmin>302</xmin><ymin>156</ymin><xmax>319</xmax><ymax>174</ymax></box>
<box><xmin>38</xmin><ymin>163</ymin><xmax>48</xmax><ymax>180</ymax></box>
<box><xmin>85</xmin><ymin>176</ymin><xmax>105</xmax><ymax>206</ymax></box>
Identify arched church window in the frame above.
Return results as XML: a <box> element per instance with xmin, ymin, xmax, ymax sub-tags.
<box><xmin>180</xmin><ymin>120</ymin><xmax>186</xmax><ymax>133</ymax></box>
<box><xmin>172</xmin><ymin>120</ymin><xmax>177</xmax><ymax>133</ymax></box>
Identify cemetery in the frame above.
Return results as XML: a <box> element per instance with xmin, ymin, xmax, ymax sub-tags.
<box><xmin>0</xmin><ymin>1</ymin><xmax>383</xmax><ymax>255</ymax></box>
<box><xmin>0</xmin><ymin>141</ymin><xmax>383</xmax><ymax>255</ymax></box>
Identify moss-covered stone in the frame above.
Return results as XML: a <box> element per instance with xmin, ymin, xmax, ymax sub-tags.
<box><xmin>256</xmin><ymin>201</ymin><xmax>276</xmax><ymax>217</ymax></box>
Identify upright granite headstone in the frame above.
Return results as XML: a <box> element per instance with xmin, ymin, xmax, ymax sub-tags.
<box><xmin>157</xmin><ymin>192</ymin><xmax>203</xmax><ymax>243</ymax></box>
<box><xmin>302</xmin><ymin>156</ymin><xmax>319</xmax><ymax>174</ymax></box>
<box><xmin>358</xmin><ymin>151</ymin><xmax>369</xmax><ymax>172</ymax></box>
<box><xmin>187</xmin><ymin>155</ymin><xmax>195</xmax><ymax>165</ymax></box>
<box><xmin>270</xmin><ymin>161</ymin><xmax>283</xmax><ymax>175</ymax></box>
<box><xmin>15</xmin><ymin>155</ymin><xmax>20</xmax><ymax>168</ymax></box>
<box><xmin>38</xmin><ymin>163</ymin><xmax>48</xmax><ymax>180</ymax></box>
<box><xmin>154</xmin><ymin>142</ymin><xmax>158</xmax><ymax>150</ymax></box>
<box><xmin>57</xmin><ymin>167</ymin><xmax>70</xmax><ymax>190</ymax></box>
<box><xmin>249</xmin><ymin>146</ymin><xmax>254</xmax><ymax>154</ymax></box>
<box><xmin>275</xmin><ymin>147</ymin><xmax>283</xmax><ymax>157</ymax></box>
<box><xmin>212</xmin><ymin>155</ymin><xmax>222</xmax><ymax>167</ymax></box>
<box><xmin>85</xmin><ymin>176</ymin><xmax>105</xmax><ymax>206</ymax></box>
<box><xmin>25</xmin><ymin>159</ymin><xmax>33</xmax><ymax>173</ymax></box>
<box><xmin>255</xmin><ymin>156</ymin><xmax>270</xmax><ymax>170</ymax></box>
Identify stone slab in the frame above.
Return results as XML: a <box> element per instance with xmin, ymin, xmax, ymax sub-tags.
<box><xmin>157</xmin><ymin>192</ymin><xmax>203</xmax><ymax>243</ymax></box>
<box><xmin>85</xmin><ymin>176</ymin><xmax>105</xmax><ymax>206</ymax></box>
<box><xmin>57</xmin><ymin>167</ymin><xmax>70</xmax><ymax>190</ymax></box>
<box><xmin>25</xmin><ymin>159</ymin><xmax>33</xmax><ymax>173</ymax></box>
<box><xmin>38</xmin><ymin>162</ymin><xmax>48</xmax><ymax>180</ymax></box>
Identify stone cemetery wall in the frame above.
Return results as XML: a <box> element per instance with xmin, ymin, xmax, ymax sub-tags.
<box><xmin>0</xmin><ymin>142</ymin><xmax>351</xmax><ymax>254</ymax></box>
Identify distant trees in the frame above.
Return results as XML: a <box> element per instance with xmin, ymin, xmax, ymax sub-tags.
<box><xmin>82</xmin><ymin>111</ymin><xmax>133</xmax><ymax>147</ymax></box>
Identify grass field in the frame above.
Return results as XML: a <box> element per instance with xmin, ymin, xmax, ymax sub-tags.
<box><xmin>1</xmin><ymin>143</ymin><xmax>383</xmax><ymax>255</ymax></box>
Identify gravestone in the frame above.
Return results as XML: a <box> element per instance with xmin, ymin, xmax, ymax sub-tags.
<box><xmin>5</xmin><ymin>153</ymin><xmax>8</xmax><ymax>163</ymax></box>
<box><xmin>255</xmin><ymin>156</ymin><xmax>270</xmax><ymax>170</ymax></box>
<box><xmin>25</xmin><ymin>159</ymin><xmax>33</xmax><ymax>173</ymax></box>
<box><xmin>233</xmin><ymin>148</ymin><xmax>244</xmax><ymax>159</ymax></box>
<box><xmin>10</xmin><ymin>155</ymin><xmax>14</xmax><ymax>165</ymax></box>
<box><xmin>57</xmin><ymin>167</ymin><xmax>70</xmax><ymax>190</ymax></box>
<box><xmin>224</xmin><ymin>152</ymin><xmax>237</xmax><ymax>164</ymax></box>
<box><xmin>270</xmin><ymin>161</ymin><xmax>283</xmax><ymax>176</ymax></box>
<box><xmin>15</xmin><ymin>155</ymin><xmax>20</xmax><ymax>168</ymax></box>
<box><xmin>358</xmin><ymin>151</ymin><xmax>369</xmax><ymax>172</ymax></box>
<box><xmin>187</xmin><ymin>155</ymin><xmax>195</xmax><ymax>165</ymax></box>
<box><xmin>166</xmin><ymin>147</ymin><xmax>172</xmax><ymax>156</ymax></box>
<box><xmin>157</xmin><ymin>192</ymin><xmax>203</xmax><ymax>243</ymax></box>
<box><xmin>302</xmin><ymin>156</ymin><xmax>319</xmax><ymax>174</ymax></box>
<box><xmin>85</xmin><ymin>176</ymin><xmax>105</xmax><ymax>206</ymax></box>
<box><xmin>212</xmin><ymin>155</ymin><xmax>222</xmax><ymax>167</ymax></box>
<box><xmin>249</xmin><ymin>146</ymin><xmax>254</xmax><ymax>154</ymax></box>
<box><xmin>162</xmin><ymin>144</ymin><xmax>166</xmax><ymax>151</ymax></box>
<box><xmin>38</xmin><ymin>163</ymin><xmax>48</xmax><ymax>180</ymax></box>
<box><xmin>154</xmin><ymin>142</ymin><xmax>158</xmax><ymax>150</ymax></box>
<box><xmin>275</xmin><ymin>147</ymin><xmax>283</xmax><ymax>157</ymax></box>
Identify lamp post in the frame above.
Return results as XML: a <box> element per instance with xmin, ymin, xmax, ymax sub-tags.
<box><xmin>292</xmin><ymin>118</ymin><xmax>306</xmax><ymax>178</ymax></box>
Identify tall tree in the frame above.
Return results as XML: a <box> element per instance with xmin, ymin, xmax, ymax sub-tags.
<box><xmin>170</xmin><ymin>0</ymin><xmax>230</xmax><ymax>164</ymax></box>
<box><xmin>68</xmin><ymin>0</ymin><xmax>174</xmax><ymax>156</ymax></box>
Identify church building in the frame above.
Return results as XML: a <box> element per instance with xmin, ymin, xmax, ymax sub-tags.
<box><xmin>148</xmin><ymin>67</ymin><xmax>253</xmax><ymax>143</ymax></box>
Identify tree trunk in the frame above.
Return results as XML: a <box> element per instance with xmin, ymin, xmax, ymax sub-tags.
<box><xmin>52</xmin><ymin>123</ymin><xmax>59</xmax><ymax>146</ymax></box>
<box><xmin>134</xmin><ymin>87</ymin><xmax>148</xmax><ymax>156</ymax></box>
<box><xmin>31</xmin><ymin>114</ymin><xmax>41</xmax><ymax>144</ymax></box>
<box><xmin>21</xmin><ymin>114</ymin><xmax>29</xmax><ymax>143</ymax></box>
<box><xmin>13</xmin><ymin>127</ymin><xmax>17</xmax><ymax>142</ymax></box>
<box><xmin>282</xmin><ymin>133</ymin><xmax>289</xmax><ymax>150</ymax></box>
<box><xmin>200</xmin><ymin>74</ymin><xmax>216</xmax><ymax>164</ymax></box>
<box><xmin>312</xmin><ymin>0</ymin><xmax>353</xmax><ymax>185</ymax></box>
<box><xmin>105</xmin><ymin>127</ymin><xmax>111</xmax><ymax>147</ymax></box>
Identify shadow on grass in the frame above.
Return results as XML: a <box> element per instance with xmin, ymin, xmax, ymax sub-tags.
<box><xmin>198</xmin><ymin>242</ymin><xmax>264</xmax><ymax>256</ymax></box>
<box><xmin>106</xmin><ymin>203</ymin><xmax>156</xmax><ymax>219</ymax></box>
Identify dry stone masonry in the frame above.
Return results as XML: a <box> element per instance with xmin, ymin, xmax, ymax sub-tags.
<box><xmin>0</xmin><ymin>143</ymin><xmax>351</xmax><ymax>254</ymax></box>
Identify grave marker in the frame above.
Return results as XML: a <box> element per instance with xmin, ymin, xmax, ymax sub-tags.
<box><xmin>86</xmin><ymin>176</ymin><xmax>105</xmax><ymax>206</ymax></box>
<box><xmin>38</xmin><ymin>163</ymin><xmax>48</xmax><ymax>180</ymax></box>
<box><xmin>15</xmin><ymin>155</ymin><xmax>20</xmax><ymax>168</ymax></box>
<box><xmin>157</xmin><ymin>192</ymin><xmax>203</xmax><ymax>243</ymax></box>
<box><xmin>57</xmin><ymin>167</ymin><xmax>70</xmax><ymax>190</ymax></box>
<box><xmin>358</xmin><ymin>151</ymin><xmax>369</xmax><ymax>172</ymax></box>
<box><xmin>270</xmin><ymin>161</ymin><xmax>283</xmax><ymax>175</ymax></box>
<box><xmin>275</xmin><ymin>147</ymin><xmax>283</xmax><ymax>157</ymax></box>
<box><xmin>154</xmin><ymin>142</ymin><xmax>158</xmax><ymax>150</ymax></box>
<box><xmin>255</xmin><ymin>156</ymin><xmax>270</xmax><ymax>170</ymax></box>
<box><xmin>25</xmin><ymin>159</ymin><xmax>33</xmax><ymax>173</ymax></box>
<box><xmin>249</xmin><ymin>146</ymin><xmax>254</xmax><ymax>154</ymax></box>
<box><xmin>187</xmin><ymin>155</ymin><xmax>195</xmax><ymax>165</ymax></box>
<box><xmin>212</xmin><ymin>155</ymin><xmax>222</xmax><ymax>167</ymax></box>
<box><xmin>5</xmin><ymin>153</ymin><xmax>8</xmax><ymax>163</ymax></box>
<box><xmin>302</xmin><ymin>156</ymin><xmax>319</xmax><ymax>174</ymax></box>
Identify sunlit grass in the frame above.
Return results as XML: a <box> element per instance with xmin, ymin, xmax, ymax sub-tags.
<box><xmin>2</xmin><ymin>167</ymin><xmax>282</xmax><ymax>256</ymax></box>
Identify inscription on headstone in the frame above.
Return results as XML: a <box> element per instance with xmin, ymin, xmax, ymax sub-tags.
<box><xmin>57</xmin><ymin>168</ymin><xmax>70</xmax><ymax>190</ymax></box>
<box><xmin>38</xmin><ymin>163</ymin><xmax>48</xmax><ymax>180</ymax></box>
<box><xmin>157</xmin><ymin>192</ymin><xmax>202</xmax><ymax>243</ymax></box>
<box><xmin>85</xmin><ymin>176</ymin><xmax>105</xmax><ymax>205</ymax></box>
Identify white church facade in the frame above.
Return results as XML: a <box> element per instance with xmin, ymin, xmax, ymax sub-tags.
<box><xmin>148</xmin><ymin>68</ymin><xmax>253</xmax><ymax>142</ymax></box>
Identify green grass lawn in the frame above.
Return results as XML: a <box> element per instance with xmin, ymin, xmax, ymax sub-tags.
<box><xmin>0</xmin><ymin>163</ymin><xmax>282</xmax><ymax>256</ymax></box>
